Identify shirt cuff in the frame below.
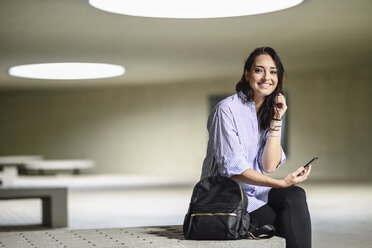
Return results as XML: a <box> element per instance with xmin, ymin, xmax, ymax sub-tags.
<box><xmin>218</xmin><ymin>155</ymin><xmax>251</xmax><ymax>177</ymax></box>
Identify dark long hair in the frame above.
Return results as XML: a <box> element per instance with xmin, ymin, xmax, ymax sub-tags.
<box><xmin>235</xmin><ymin>47</ymin><xmax>285</xmax><ymax>130</ymax></box>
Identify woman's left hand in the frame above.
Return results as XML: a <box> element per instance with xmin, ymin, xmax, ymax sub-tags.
<box><xmin>282</xmin><ymin>165</ymin><xmax>312</xmax><ymax>187</ymax></box>
<box><xmin>274</xmin><ymin>93</ymin><xmax>287</xmax><ymax>119</ymax></box>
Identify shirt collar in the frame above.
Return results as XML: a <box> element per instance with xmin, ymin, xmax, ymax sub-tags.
<box><xmin>238</xmin><ymin>91</ymin><xmax>255</xmax><ymax>108</ymax></box>
<box><xmin>238</xmin><ymin>91</ymin><xmax>247</xmax><ymax>101</ymax></box>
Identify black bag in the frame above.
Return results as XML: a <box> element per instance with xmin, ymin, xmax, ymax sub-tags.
<box><xmin>183</xmin><ymin>175</ymin><xmax>275</xmax><ymax>240</ymax></box>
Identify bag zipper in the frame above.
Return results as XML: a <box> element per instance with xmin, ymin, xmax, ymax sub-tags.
<box><xmin>191</xmin><ymin>213</ymin><xmax>237</xmax><ymax>217</ymax></box>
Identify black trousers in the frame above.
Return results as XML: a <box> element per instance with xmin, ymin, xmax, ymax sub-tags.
<box><xmin>250</xmin><ymin>186</ymin><xmax>311</xmax><ymax>248</ymax></box>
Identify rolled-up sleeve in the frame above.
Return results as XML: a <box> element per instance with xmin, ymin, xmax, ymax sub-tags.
<box><xmin>208</xmin><ymin>105</ymin><xmax>252</xmax><ymax>177</ymax></box>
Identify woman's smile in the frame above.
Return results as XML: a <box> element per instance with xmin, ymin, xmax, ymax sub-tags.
<box><xmin>257</xmin><ymin>81</ymin><xmax>273</xmax><ymax>89</ymax></box>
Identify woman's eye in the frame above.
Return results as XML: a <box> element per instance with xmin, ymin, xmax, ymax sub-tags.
<box><xmin>254</xmin><ymin>68</ymin><xmax>263</xmax><ymax>73</ymax></box>
<box><xmin>270</xmin><ymin>71</ymin><xmax>277</xmax><ymax>74</ymax></box>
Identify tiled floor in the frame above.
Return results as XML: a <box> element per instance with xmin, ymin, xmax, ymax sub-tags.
<box><xmin>1</xmin><ymin>175</ymin><xmax>372</xmax><ymax>248</ymax></box>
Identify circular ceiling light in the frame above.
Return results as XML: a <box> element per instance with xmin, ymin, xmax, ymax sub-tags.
<box><xmin>8</xmin><ymin>63</ymin><xmax>125</xmax><ymax>80</ymax></box>
<box><xmin>89</xmin><ymin>0</ymin><xmax>304</xmax><ymax>19</ymax></box>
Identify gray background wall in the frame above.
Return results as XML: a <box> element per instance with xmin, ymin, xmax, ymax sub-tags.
<box><xmin>1</xmin><ymin>65</ymin><xmax>370</xmax><ymax>181</ymax></box>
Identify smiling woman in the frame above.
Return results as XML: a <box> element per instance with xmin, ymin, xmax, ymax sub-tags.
<box><xmin>89</xmin><ymin>0</ymin><xmax>304</xmax><ymax>19</ymax></box>
<box><xmin>201</xmin><ymin>47</ymin><xmax>311</xmax><ymax>248</ymax></box>
<box><xmin>8</xmin><ymin>63</ymin><xmax>125</xmax><ymax>80</ymax></box>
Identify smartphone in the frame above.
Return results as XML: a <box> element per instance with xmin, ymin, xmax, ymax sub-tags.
<box><xmin>298</xmin><ymin>157</ymin><xmax>318</xmax><ymax>176</ymax></box>
<box><xmin>304</xmin><ymin>157</ymin><xmax>318</xmax><ymax>170</ymax></box>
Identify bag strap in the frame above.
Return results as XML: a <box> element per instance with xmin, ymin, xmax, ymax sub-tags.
<box><xmin>248</xmin><ymin>225</ymin><xmax>276</xmax><ymax>239</ymax></box>
<box><xmin>247</xmin><ymin>218</ymin><xmax>276</xmax><ymax>239</ymax></box>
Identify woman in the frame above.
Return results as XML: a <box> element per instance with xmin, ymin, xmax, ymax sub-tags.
<box><xmin>201</xmin><ymin>47</ymin><xmax>312</xmax><ymax>248</ymax></box>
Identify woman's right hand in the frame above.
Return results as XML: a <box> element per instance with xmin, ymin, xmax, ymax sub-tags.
<box><xmin>281</xmin><ymin>165</ymin><xmax>311</xmax><ymax>187</ymax></box>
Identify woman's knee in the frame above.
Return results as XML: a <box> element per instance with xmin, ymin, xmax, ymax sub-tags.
<box><xmin>271</xmin><ymin>186</ymin><xmax>306</xmax><ymax>202</ymax></box>
<box><xmin>288</xmin><ymin>186</ymin><xmax>306</xmax><ymax>197</ymax></box>
<box><xmin>284</xmin><ymin>186</ymin><xmax>307</xmax><ymax>205</ymax></box>
<box><xmin>269</xmin><ymin>186</ymin><xmax>308</xmax><ymax>210</ymax></box>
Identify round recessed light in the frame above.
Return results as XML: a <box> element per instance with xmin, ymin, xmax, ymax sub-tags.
<box><xmin>89</xmin><ymin>0</ymin><xmax>303</xmax><ymax>19</ymax></box>
<box><xmin>8</xmin><ymin>63</ymin><xmax>125</xmax><ymax>80</ymax></box>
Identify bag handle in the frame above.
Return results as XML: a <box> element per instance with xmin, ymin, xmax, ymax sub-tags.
<box><xmin>247</xmin><ymin>225</ymin><xmax>276</xmax><ymax>239</ymax></box>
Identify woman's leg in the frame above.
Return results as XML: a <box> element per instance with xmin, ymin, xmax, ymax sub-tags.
<box><xmin>250</xmin><ymin>204</ymin><xmax>277</xmax><ymax>227</ymax></box>
<box><xmin>268</xmin><ymin>186</ymin><xmax>312</xmax><ymax>248</ymax></box>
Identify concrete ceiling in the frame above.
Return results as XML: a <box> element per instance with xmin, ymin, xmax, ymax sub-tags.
<box><xmin>0</xmin><ymin>0</ymin><xmax>371</xmax><ymax>90</ymax></box>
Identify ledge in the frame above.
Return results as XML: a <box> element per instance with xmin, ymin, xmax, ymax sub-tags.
<box><xmin>0</xmin><ymin>225</ymin><xmax>285</xmax><ymax>248</ymax></box>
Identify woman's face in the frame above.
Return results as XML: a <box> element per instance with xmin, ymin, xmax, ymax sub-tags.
<box><xmin>245</xmin><ymin>54</ymin><xmax>278</xmax><ymax>100</ymax></box>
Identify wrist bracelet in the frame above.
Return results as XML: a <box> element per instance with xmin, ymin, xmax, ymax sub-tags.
<box><xmin>269</xmin><ymin>132</ymin><xmax>279</xmax><ymax>137</ymax></box>
<box><xmin>269</xmin><ymin>125</ymin><xmax>281</xmax><ymax>131</ymax></box>
<box><xmin>268</xmin><ymin>129</ymin><xmax>280</xmax><ymax>137</ymax></box>
<box><xmin>269</xmin><ymin>134</ymin><xmax>279</xmax><ymax>138</ymax></box>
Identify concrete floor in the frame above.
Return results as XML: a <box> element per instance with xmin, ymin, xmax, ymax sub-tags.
<box><xmin>0</xmin><ymin>176</ymin><xmax>372</xmax><ymax>248</ymax></box>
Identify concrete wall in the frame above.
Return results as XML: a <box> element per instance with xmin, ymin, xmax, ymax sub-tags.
<box><xmin>281</xmin><ymin>67</ymin><xmax>372</xmax><ymax>181</ymax></box>
<box><xmin>0</xmin><ymin>67</ymin><xmax>371</xmax><ymax>181</ymax></box>
<box><xmin>0</xmin><ymin>79</ymin><xmax>234</xmax><ymax>180</ymax></box>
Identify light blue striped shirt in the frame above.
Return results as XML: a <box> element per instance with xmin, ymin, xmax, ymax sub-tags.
<box><xmin>201</xmin><ymin>91</ymin><xmax>286</xmax><ymax>213</ymax></box>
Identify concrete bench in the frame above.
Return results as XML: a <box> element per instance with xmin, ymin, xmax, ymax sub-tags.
<box><xmin>0</xmin><ymin>156</ymin><xmax>43</xmax><ymax>185</ymax></box>
<box><xmin>0</xmin><ymin>187</ymin><xmax>68</xmax><ymax>228</ymax></box>
<box><xmin>25</xmin><ymin>160</ymin><xmax>95</xmax><ymax>175</ymax></box>
<box><xmin>0</xmin><ymin>225</ymin><xmax>285</xmax><ymax>248</ymax></box>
